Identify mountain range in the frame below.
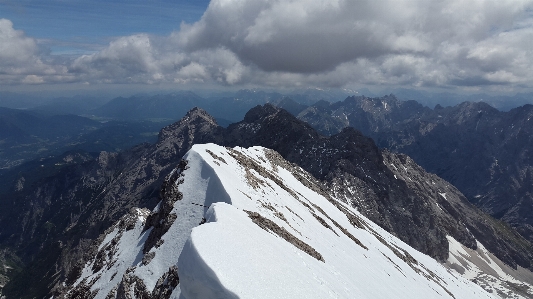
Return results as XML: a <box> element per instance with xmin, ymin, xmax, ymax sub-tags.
<box><xmin>1</xmin><ymin>104</ymin><xmax>532</xmax><ymax>298</ymax></box>
<box><xmin>57</xmin><ymin>143</ymin><xmax>515</xmax><ymax>298</ymax></box>
<box><xmin>295</xmin><ymin>95</ymin><xmax>533</xmax><ymax>244</ymax></box>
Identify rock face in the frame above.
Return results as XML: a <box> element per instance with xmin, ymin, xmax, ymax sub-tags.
<box><xmin>297</xmin><ymin>95</ymin><xmax>533</xmax><ymax>244</ymax></box>
<box><xmin>222</xmin><ymin>105</ymin><xmax>533</xmax><ymax>269</ymax></box>
<box><xmin>57</xmin><ymin>144</ymin><xmax>527</xmax><ymax>299</ymax></box>
<box><xmin>2</xmin><ymin>105</ymin><xmax>533</xmax><ymax>298</ymax></box>
<box><xmin>0</xmin><ymin>108</ymin><xmax>222</xmax><ymax>298</ymax></box>
<box><xmin>381</xmin><ymin>152</ymin><xmax>532</xmax><ymax>274</ymax></box>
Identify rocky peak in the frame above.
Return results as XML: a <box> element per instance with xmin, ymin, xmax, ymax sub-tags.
<box><xmin>184</xmin><ymin>106</ymin><xmax>216</xmax><ymax>120</ymax></box>
<box><xmin>157</xmin><ymin>107</ymin><xmax>219</xmax><ymax>144</ymax></box>
<box><xmin>242</xmin><ymin>103</ymin><xmax>280</xmax><ymax>123</ymax></box>
<box><xmin>229</xmin><ymin>106</ymin><xmax>533</xmax><ymax>271</ymax></box>
<box><xmin>5</xmin><ymin>104</ymin><xmax>533</xmax><ymax>298</ymax></box>
<box><xmin>226</xmin><ymin>104</ymin><xmax>322</xmax><ymax>153</ymax></box>
<box><xmin>443</xmin><ymin>101</ymin><xmax>500</xmax><ymax>125</ymax></box>
<box><xmin>155</xmin><ymin>108</ymin><xmax>224</xmax><ymax>162</ymax></box>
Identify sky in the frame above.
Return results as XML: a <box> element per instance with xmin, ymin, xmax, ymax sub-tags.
<box><xmin>1</xmin><ymin>0</ymin><xmax>533</xmax><ymax>97</ymax></box>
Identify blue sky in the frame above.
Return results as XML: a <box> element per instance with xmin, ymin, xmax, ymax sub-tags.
<box><xmin>0</xmin><ymin>0</ymin><xmax>209</xmax><ymax>54</ymax></box>
<box><xmin>1</xmin><ymin>0</ymin><xmax>533</xmax><ymax>97</ymax></box>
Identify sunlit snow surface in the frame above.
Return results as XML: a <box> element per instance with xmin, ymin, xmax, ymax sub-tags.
<box><xmin>177</xmin><ymin>144</ymin><xmax>495</xmax><ymax>299</ymax></box>
<box><xmin>69</xmin><ymin>144</ymin><xmax>520</xmax><ymax>298</ymax></box>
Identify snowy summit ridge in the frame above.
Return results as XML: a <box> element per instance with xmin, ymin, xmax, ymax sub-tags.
<box><xmin>64</xmin><ymin>144</ymin><xmax>501</xmax><ymax>298</ymax></box>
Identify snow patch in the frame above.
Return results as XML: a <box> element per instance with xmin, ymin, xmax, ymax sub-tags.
<box><xmin>446</xmin><ymin>236</ymin><xmax>533</xmax><ymax>298</ymax></box>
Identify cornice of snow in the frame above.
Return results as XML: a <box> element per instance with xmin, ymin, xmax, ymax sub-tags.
<box><xmin>60</xmin><ymin>143</ymin><xmax>511</xmax><ymax>299</ymax></box>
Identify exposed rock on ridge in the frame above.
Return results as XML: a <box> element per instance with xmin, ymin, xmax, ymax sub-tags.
<box><xmin>297</xmin><ymin>95</ymin><xmax>533</xmax><ymax>244</ymax></box>
<box><xmin>223</xmin><ymin>105</ymin><xmax>533</xmax><ymax>270</ymax></box>
<box><xmin>3</xmin><ymin>105</ymin><xmax>533</xmax><ymax>298</ymax></box>
<box><xmin>0</xmin><ymin>108</ymin><xmax>222</xmax><ymax>298</ymax></box>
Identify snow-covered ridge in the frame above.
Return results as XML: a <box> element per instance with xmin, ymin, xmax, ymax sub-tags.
<box><xmin>63</xmin><ymin>144</ymin><xmax>513</xmax><ymax>298</ymax></box>
<box><xmin>177</xmin><ymin>144</ymin><xmax>494</xmax><ymax>299</ymax></box>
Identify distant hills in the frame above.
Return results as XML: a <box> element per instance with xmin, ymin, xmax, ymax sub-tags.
<box><xmin>0</xmin><ymin>107</ymin><xmax>166</xmax><ymax>169</ymax></box>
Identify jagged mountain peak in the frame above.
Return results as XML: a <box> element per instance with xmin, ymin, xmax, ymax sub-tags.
<box><xmin>442</xmin><ymin>101</ymin><xmax>500</xmax><ymax>124</ymax></box>
<box><xmin>5</xmin><ymin>104</ymin><xmax>533</xmax><ymax>298</ymax></box>
<box><xmin>242</xmin><ymin>103</ymin><xmax>281</xmax><ymax>122</ymax></box>
<box><xmin>226</xmin><ymin>104</ymin><xmax>322</xmax><ymax>150</ymax></box>
<box><xmin>183</xmin><ymin>106</ymin><xmax>213</xmax><ymax>119</ymax></box>
<box><xmin>157</xmin><ymin>107</ymin><xmax>222</xmax><ymax>145</ymax></box>
<box><xmin>60</xmin><ymin>144</ymin><xmax>500</xmax><ymax>299</ymax></box>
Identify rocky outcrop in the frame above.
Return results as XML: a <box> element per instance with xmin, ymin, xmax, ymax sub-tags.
<box><xmin>142</xmin><ymin>160</ymin><xmax>188</xmax><ymax>254</ymax></box>
<box><xmin>296</xmin><ymin>95</ymin><xmax>533</xmax><ymax>245</ymax></box>
<box><xmin>245</xmin><ymin>210</ymin><xmax>324</xmax><ymax>262</ymax></box>
<box><xmin>4</xmin><ymin>104</ymin><xmax>533</xmax><ymax>298</ymax></box>
<box><xmin>221</xmin><ymin>105</ymin><xmax>533</xmax><ymax>268</ymax></box>
<box><xmin>0</xmin><ymin>108</ymin><xmax>222</xmax><ymax>298</ymax></box>
<box><xmin>382</xmin><ymin>151</ymin><xmax>533</xmax><ymax>271</ymax></box>
<box><xmin>150</xmin><ymin>266</ymin><xmax>179</xmax><ymax>299</ymax></box>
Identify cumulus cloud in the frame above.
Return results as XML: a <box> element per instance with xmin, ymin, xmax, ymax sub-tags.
<box><xmin>0</xmin><ymin>19</ymin><xmax>38</xmax><ymax>65</ymax></box>
<box><xmin>177</xmin><ymin>0</ymin><xmax>531</xmax><ymax>73</ymax></box>
<box><xmin>71</xmin><ymin>34</ymin><xmax>162</xmax><ymax>83</ymax></box>
<box><xmin>2</xmin><ymin>0</ymin><xmax>533</xmax><ymax>91</ymax></box>
<box><xmin>0</xmin><ymin>18</ymin><xmax>70</xmax><ymax>84</ymax></box>
<box><xmin>69</xmin><ymin>34</ymin><xmax>247</xmax><ymax>85</ymax></box>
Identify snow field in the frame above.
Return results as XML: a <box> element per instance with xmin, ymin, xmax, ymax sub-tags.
<box><xmin>178</xmin><ymin>144</ymin><xmax>496</xmax><ymax>299</ymax></box>
<box><xmin>68</xmin><ymin>143</ymin><xmax>506</xmax><ymax>299</ymax></box>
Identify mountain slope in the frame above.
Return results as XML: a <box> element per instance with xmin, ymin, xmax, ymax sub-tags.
<box><xmin>296</xmin><ymin>95</ymin><xmax>533</xmax><ymax>243</ymax></box>
<box><xmin>223</xmin><ymin>105</ymin><xmax>533</xmax><ymax>271</ymax></box>
<box><xmin>3</xmin><ymin>106</ymin><xmax>533</xmax><ymax>298</ymax></box>
<box><xmin>61</xmin><ymin>144</ymin><xmax>499</xmax><ymax>299</ymax></box>
<box><xmin>0</xmin><ymin>108</ymin><xmax>223</xmax><ymax>298</ymax></box>
<box><xmin>382</xmin><ymin>151</ymin><xmax>533</xmax><ymax>297</ymax></box>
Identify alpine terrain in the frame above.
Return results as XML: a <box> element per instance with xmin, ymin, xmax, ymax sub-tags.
<box><xmin>58</xmin><ymin>144</ymin><xmax>523</xmax><ymax>298</ymax></box>
<box><xmin>0</xmin><ymin>106</ymin><xmax>532</xmax><ymax>298</ymax></box>
<box><xmin>297</xmin><ymin>95</ymin><xmax>533</xmax><ymax>243</ymax></box>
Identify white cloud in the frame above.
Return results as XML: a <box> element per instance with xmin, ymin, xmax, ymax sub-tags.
<box><xmin>0</xmin><ymin>18</ymin><xmax>69</xmax><ymax>84</ymax></box>
<box><xmin>170</xmin><ymin>0</ymin><xmax>533</xmax><ymax>89</ymax></box>
<box><xmin>0</xmin><ymin>19</ymin><xmax>38</xmax><ymax>64</ymax></box>
<box><xmin>71</xmin><ymin>34</ymin><xmax>161</xmax><ymax>83</ymax></box>
<box><xmin>69</xmin><ymin>34</ymin><xmax>246</xmax><ymax>85</ymax></box>
<box><xmin>1</xmin><ymin>0</ymin><xmax>533</xmax><ymax>91</ymax></box>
